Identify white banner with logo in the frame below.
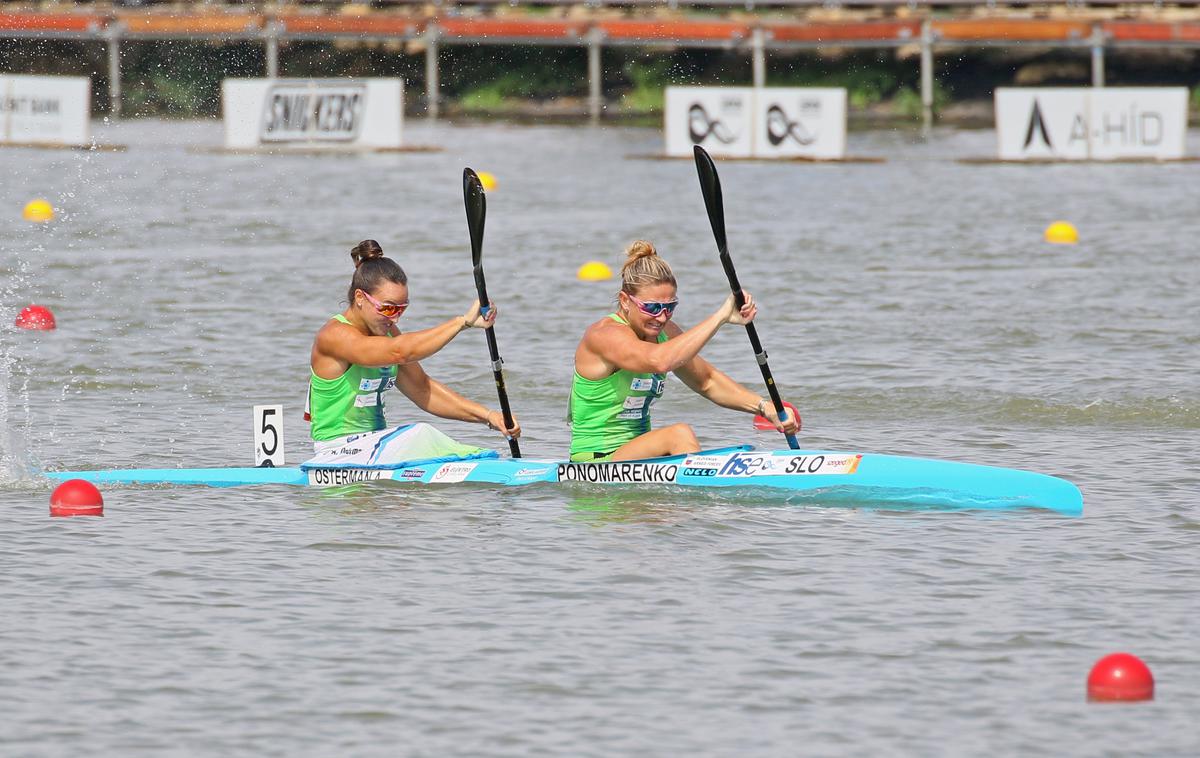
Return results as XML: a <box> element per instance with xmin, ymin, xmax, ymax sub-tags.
<box><xmin>753</xmin><ymin>88</ymin><xmax>846</xmax><ymax>159</ymax></box>
<box><xmin>0</xmin><ymin>75</ymin><xmax>91</xmax><ymax>147</ymax></box>
<box><xmin>996</xmin><ymin>87</ymin><xmax>1187</xmax><ymax>161</ymax></box>
<box><xmin>222</xmin><ymin>78</ymin><xmax>403</xmax><ymax>149</ymax></box>
<box><xmin>665</xmin><ymin>86</ymin><xmax>847</xmax><ymax>159</ymax></box>
<box><xmin>665</xmin><ymin>86</ymin><xmax>754</xmax><ymax>158</ymax></box>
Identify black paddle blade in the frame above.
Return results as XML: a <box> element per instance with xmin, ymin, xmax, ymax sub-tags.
<box><xmin>693</xmin><ymin>145</ymin><xmax>727</xmax><ymax>255</ymax></box>
<box><xmin>463</xmin><ymin>168</ymin><xmax>486</xmax><ymax>269</ymax></box>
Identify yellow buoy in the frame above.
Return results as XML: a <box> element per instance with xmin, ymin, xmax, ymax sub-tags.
<box><xmin>577</xmin><ymin>261</ymin><xmax>613</xmax><ymax>282</ymax></box>
<box><xmin>477</xmin><ymin>171</ymin><xmax>498</xmax><ymax>192</ymax></box>
<box><xmin>1044</xmin><ymin>221</ymin><xmax>1078</xmax><ymax>245</ymax></box>
<box><xmin>23</xmin><ymin>199</ymin><xmax>54</xmax><ymax>223</ymax></box>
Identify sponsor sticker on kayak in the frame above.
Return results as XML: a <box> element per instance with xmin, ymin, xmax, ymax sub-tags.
<box><xmin>431</xmin><ymin>462</ymin><xmax>477</xmax><ymax>483</ymax></box>
<box><xmin>557</xmin><ymin>462</ymin><xmax>678</xmax><ymax>484</ymax></box>
<box><xmin>686</xmin><ymin>452</ymin><xmax>862</xmax><ymax>478</ymax></box>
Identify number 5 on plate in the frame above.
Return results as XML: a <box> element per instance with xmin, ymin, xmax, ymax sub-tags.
<box><xmin>253</xmin><ymin>404</ymin><xmax>285</xmax><ymax>468</ymax></box>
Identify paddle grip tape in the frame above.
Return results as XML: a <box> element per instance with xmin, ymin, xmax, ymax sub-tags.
<box><xmin>491</xmin><ymin>358</ymin><xmax>503</xmax><ymax>372</ymax></box>
<box><xmin>755</xmin><ymin>350</ymin><xmax>768</xmax><ymax>366</ymax></box>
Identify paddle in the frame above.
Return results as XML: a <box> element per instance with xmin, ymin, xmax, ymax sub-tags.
<box><xmin>463</xmin><ymin>168</ymin><xmax>521</xmax><ymax>458</ymax></box>
<box><xmin>693</xmin><ymin>145</ymin><xmax>799</xmax><ymax>450</ymax></box>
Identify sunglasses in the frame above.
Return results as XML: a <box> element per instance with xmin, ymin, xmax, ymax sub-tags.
<box><xmin>628</xmin><ymin>293</ymin><xmax>679</xmax><ymax>318</ymax></box>
<box><xmin>360</xmin><ymin>290</ymin><xmax>409</xmax><ymax>319</ymax></box>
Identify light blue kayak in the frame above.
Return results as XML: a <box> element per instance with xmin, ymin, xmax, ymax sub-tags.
<box><xmin>45</xmin><ymin>445</ymin><xmax>1084</xmax><ymax>516</ymax></box>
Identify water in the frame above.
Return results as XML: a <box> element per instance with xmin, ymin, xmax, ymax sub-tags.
<box><xmin>2</xmin><ymin>121</ymin><xmax>1197</xmax><ymax>755</ymax></box>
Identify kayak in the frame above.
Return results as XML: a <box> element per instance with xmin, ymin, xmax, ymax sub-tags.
<box><xmin>45</xmin><ymin>445</ymin><xmax>1084</xmax><ymax>516</ymax></box>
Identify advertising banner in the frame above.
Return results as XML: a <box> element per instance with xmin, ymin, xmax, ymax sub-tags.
<box><xmin>753</xmin><ymin>88</ymin><xmax>846</xmax><ymax>159</ymax></box>
<box><xmin>0</xmin><ymin>75</ymin><xmax>91</xmax><ymax>147</ymax></box>
<box><xmin>996</xmin><ymin>87</ymin><xmax>1187</xmax><ymax>161</ymax></box>
<box><xmin>665</xmin><ymin>86</ymin><xmax>754</xmax><ymax>158</ymax></box>
<box><xmin>223</xmin><ymin>78</ymin><xmax>403</xmax><ymax>149</ymax></box>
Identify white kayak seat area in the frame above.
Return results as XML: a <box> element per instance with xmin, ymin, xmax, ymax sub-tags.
<box><xmin>301</xmin><ymin>423</ymin><xmax>499</xmax><ymax>471</ymax></box>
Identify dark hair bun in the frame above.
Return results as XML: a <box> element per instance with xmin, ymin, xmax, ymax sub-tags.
<box><xmin>350</xmin><ymin>239</ymin><xmax>385</xmax><ymax>268</ymax></box>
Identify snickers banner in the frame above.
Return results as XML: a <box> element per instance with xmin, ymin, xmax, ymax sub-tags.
<box><xmin>222</xmin><ymin>78</ymin><xmax>403</xmax><ymax>150</ymax></box>
<box><xmin>996</xmin><ymin>87</ymin><xmax>1187</xmax><ymax>161</ymax></box>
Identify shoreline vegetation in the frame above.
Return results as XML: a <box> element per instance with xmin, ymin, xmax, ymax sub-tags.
<box><xmin>3</xmin><ymin>38</ymin><xmax>1199</xmax><ymax>126</ymax></box>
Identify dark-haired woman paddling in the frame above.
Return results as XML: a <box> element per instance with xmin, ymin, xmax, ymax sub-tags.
<box><xmin>308</xmin><ymin>240</ymin><xmax>520</xmax><ymax>454</ymax></box>
<box><xmin>569</xmin><ymin>241</ymin><xmax>797</xmax><ymax>462</ymax></box>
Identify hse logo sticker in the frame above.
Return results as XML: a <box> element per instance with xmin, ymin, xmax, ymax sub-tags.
<box><xmin>431</xmin><ymin>462</ymin><xmax>478</xmax><ymax>483</ymax></box>
<box><xmin>556</xmin><ymin>462</ymin><xmax>678</xmax><ymax>484</ymax></box>
<box><xmin>713</xmin><ymin>453</ymin><xmax>863</xmax><ymax>477</ymax></box>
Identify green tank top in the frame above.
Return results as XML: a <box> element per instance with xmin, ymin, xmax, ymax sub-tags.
<box><xmin>309</xmin><ymin>314</ymin><xmax>397</xmax><ymax>441</ymax></box>
<box><xmin>569</xmin><ymin>313</ymin><xmax>668</xmax><ymax>457</ymax></box>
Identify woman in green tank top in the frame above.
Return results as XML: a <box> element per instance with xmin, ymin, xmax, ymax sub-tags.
<box><xmin>309</xmin><ymin>240</ymin><xmax>521</xmax><ymax>447</ymax></box>
<box><xmin>569</xmin><ymin>240</ymin><xmax>799</xmax><ymax>461</ymax></box>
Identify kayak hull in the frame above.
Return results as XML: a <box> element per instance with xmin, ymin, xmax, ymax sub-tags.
<box><xmin>45</xmin><ymin>447</ymin><xmax>1084</xmax><ymax>516</ymax></box>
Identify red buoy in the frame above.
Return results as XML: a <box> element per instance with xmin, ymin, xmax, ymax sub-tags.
<box><xmin>753</xmin><ymin>401</ymin><xmax>802</xmax><ymax>432</ymax></box>
<box><xmin>49</xmin><ymin>479</ymin><xmax>104</xmax><ymax>518</ymax></box>
<box><xmin>15</xmin><ymin>304</ymin><xmax>56</xmax><ymax>331</ymax></box>
<box><xmin>1087</xmin><ymin>653</ymin><xmax>1154</xmax><ymax>702</ymax></box>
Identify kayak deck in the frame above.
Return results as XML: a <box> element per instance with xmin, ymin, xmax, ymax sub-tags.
<box><xmin>45</xmin><ymin>447</ymin><xmax>1084</xmax><ymax>516</ymax></box>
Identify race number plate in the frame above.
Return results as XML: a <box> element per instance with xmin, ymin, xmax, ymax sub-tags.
<box><xmin>253</xmin><ymin>404</ymin><xmax>285</xmax><ymax>467</ymax></box>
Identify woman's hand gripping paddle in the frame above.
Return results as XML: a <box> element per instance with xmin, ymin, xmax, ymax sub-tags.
<box><xmin>693</xmin><ymin>145</ymin><xmax>800</xmax><ymax>449</ymax></box>
<box><xmin>463</xmin><ymin>168</ymin><xmax>521</xmax><ymax>458</ymax></box>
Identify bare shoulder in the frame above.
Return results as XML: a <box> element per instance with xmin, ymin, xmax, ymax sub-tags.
<box><xmin>581</xmin><ymin>315</ymin><xmax>632</xmax><ymax>351</ymax></box>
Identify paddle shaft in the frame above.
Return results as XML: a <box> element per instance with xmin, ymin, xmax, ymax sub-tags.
<box><xmin>464</xmin><ymin>168</ymin><xmax>521</xmax><ymax>458</ymax></box>
<box><xmin>694</xmin><ymin>146</ymin><xmax>799</xmax><ymax>449</ymax></box>
<box><xmin>473</xmin><ymin>268</ymin><xmax>520</xmax><ymax>458</ymax></box>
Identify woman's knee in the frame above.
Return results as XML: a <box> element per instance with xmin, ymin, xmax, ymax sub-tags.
<box><xmin>665</xmin><ymin>423</ymin><xmax>700</xmax><ymax>449</ymax></box>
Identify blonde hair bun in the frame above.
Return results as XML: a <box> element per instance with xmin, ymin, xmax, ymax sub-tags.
<box><xmin>619</xmin><ymin>240</ymin><xmax>676</xmax><ymax>294</ymax></box>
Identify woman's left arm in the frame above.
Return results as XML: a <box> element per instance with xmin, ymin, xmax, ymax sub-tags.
<box><xmin>670</xmin><ymin>324</ymin><xmax>798</xmax><ymax>434</ymax></box>
<box><xmin>394</xmin><ymin>362</ymin><xmax>520</xmax><ymax>437</ymax></box>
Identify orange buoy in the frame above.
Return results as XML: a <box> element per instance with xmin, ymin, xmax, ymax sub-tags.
<box><xmin>14</xmin><ymin>304</ymin><xmax>56</xmax><ymax>330</ymax></box>
<box><xmin>1087</xmin><ymin>653</ymin><xmax>1154</xmax><ymax>701</ymax></box>
<box><xmin>50</xmin><ymin>479</ymin><xmax>104</xmax><ymax>518</ymax></box>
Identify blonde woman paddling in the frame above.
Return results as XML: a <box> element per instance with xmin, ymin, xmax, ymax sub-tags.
<box><xmin>569</xmin><ymin>241</ymin><xmax>798</xmax><ymax>462</ymax></box>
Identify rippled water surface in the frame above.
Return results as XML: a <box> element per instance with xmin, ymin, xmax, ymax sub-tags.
<box><xmin>2</xmin><ymin>121</ymin><xmax>1197</xmax><ymax>756</ymax></box>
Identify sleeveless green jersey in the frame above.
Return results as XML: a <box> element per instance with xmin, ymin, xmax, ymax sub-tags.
<box><xmin>309</xmin><ymin>314</ymin><xmax>397</xmax><ymax>442</ymax></box>
<box><xmin>569</xmin><ymin>313</ymin><xmax>668</xmax><ymax>458</ymax></box>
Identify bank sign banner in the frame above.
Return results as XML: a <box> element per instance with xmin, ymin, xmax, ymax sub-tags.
<box><xmin>996</xmin><ymin>87</ymin><xmax>1187</xmax><ymax>161</ymax></box>
<box><xmin>0</xmin><ymin>75</ymin><xmax>90</xmax><ymax>147</ymax></box>
<box><xmin>222</xmin><ymin>78</ymin><xmax>403</xmax><ymax>149</ymax></box>
<box><xmin>665</xmin><ymin>86</ymin><xmax>847</xmax><ymax>159</ymax></box>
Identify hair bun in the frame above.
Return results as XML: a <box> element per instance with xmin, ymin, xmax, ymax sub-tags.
<box><xmin>350</xmin><ymin>239</ymin><xmax>385</xmax><ymax>268</ymax></box>
<box><xmin>625</xmin><ymin>240</ymin><xmax>657</xmax><ymax>262</ymax></box>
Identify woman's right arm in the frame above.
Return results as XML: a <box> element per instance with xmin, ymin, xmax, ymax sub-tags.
<box><xmin>318</xmin><ymin>300</ymin><xmax>493</xmax><ymax>369</ymax></box>
<box><xmin>586</xmin><ymin>292</ymin><xmax>752</xmax><ymax>376</ymax></box>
